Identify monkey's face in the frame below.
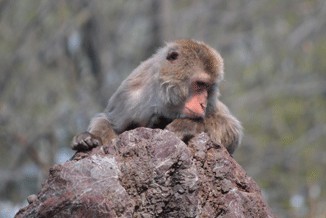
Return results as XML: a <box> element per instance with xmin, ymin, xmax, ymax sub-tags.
<box><xmin>158</xmin><ymin>40</ymin><xmax>223</xmax><ymax>119</ymax></box>
<box><xmin>182</xmin><ymin>80</ymin><xmax>209</xmax><ymax>118</ymax></box>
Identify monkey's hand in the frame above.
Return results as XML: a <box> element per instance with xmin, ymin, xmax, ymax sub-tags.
<box><xmin>165</xmin><ymin>118</ymin><xmax>205</xmax><ymax>144</ymax></box>
<box><xmin>71</xmin><ymin>131</ymin><xmax>102</xmax><ymax>151</ymax></box>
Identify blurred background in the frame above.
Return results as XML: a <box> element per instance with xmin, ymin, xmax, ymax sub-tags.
<box><xmin>0</xmin><ymin>0</ymin><xmax>325</xmax><ymax>217</ymax></box>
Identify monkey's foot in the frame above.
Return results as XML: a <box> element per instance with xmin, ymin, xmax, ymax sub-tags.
<box><xmin>71</xmin><ymin>131</ymin><xmax>102</xmax><ymax>151</ymax></box>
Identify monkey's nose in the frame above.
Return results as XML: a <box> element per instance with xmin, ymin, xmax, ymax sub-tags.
<box><xmin>200</xmin><ymin>103</ymin><xmax>207</xmax><ymax>111</ymax></box>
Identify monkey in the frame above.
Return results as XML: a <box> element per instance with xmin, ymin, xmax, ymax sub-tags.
<box><xmin>71</xmin><ymin>39</ymin><xmax>242</xmax><ymax>154</ymax></box>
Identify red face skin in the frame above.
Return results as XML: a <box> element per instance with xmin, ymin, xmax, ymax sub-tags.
<box><xmin>183</xmin><ymin>81</ymin><xmax>209</xmax><ymax>118</ymax></box>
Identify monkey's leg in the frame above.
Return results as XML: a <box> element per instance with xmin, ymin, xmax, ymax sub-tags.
<box><xmin>204</xmin><ymin>100</ymin><xmax>243</xmax><ymax>154</ymax></box>
<box><xmin>71</xmin><ymin>113</ymin><xmax>117</xmax><ymax>151</ymax></box>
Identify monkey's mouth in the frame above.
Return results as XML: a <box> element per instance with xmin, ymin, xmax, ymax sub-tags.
<box><xmin>184</xmin><ymin>106</ymin><xmax>206</xmax><ymax>118</ymax></box>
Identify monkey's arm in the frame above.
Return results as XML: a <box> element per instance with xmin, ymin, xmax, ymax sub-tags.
<box><xmin>204</xmin><ymin>100</ymin><xmax>243</xmax><ymax>154</ymax></box>
<box><xmin>71</xmin><ymin>113</ymin><xmax>117</xmax><ymax>151</ymax></box>
<box><xmin>166</xmin><ymin>100</ymin><xmax>242</xmax><ymax>154</ymax></box>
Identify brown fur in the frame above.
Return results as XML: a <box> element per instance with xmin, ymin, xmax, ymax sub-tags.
<box><xmin>72</xmin><ymin>39</ymin><xmax>242</xmax><ymax>154</ymax></box>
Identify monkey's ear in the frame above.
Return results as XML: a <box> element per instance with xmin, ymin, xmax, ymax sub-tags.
<box><xmin>166</xmin><ymin>50</ymin><xmax>179</xmax><ymax>61</ymax></box>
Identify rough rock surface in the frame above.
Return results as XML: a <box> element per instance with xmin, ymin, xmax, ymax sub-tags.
<box><xmin>15</xmin><ymin>127</ymin><xmax>274</xmax><ymax>218</ymax></box>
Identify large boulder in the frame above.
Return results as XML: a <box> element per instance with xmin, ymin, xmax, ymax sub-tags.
<box><xmin>15</xmin><ymin>127</ymin><xmax>274</xmax><ymax>217</ymax></box>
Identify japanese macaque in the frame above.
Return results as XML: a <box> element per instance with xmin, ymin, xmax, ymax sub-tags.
<box><xmin>72</xmin><ymin>39</ymin><xmax>242</xmax><ymax>154</ymax></box>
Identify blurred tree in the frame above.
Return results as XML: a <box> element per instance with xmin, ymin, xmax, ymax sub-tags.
<box><xmin>0</xmin><ymin>0</ymin><xmax>325</xmax><ymax>217</ymax></box>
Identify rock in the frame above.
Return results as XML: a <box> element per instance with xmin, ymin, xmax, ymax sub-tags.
<box><xmin>15</xmin><ymin>127</ymin><xmax>274</xmax><ymax>217</ymax></box>
<box><xmin>26</xmin><ymin>194</ymin><xmax>38</xmax><ymax>204</ymax></box>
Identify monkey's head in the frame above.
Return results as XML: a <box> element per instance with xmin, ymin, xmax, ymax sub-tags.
<box><xmin>107</xmin><ymin>39</ymin><xmax>225</xmax><ymax>133</ymax></box>
<box><xmin>157</xmin><ymin>39</ymin><xmax>224</xmax><ymax>119</ymax></box>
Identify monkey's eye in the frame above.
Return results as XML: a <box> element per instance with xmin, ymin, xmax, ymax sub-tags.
<box><xmin>166</xmin><ymin>51</ymin><xmax>179</xmax><ymax>61</ymax></box>
<box><xmin>194</xmin><ymin>81</ymin><xmax>209</xmax><ymax>92</ymax></box>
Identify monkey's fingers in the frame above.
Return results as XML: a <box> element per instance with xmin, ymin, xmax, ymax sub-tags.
<box><xmin>71</xmin><ymin>132</ymin><xmax>102</xmax><ymax>151</ymax></box>
<box><xmin>165</xmin><ymin>118</ymin><xmax>205</xmax><ymax>144</ymax></box>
